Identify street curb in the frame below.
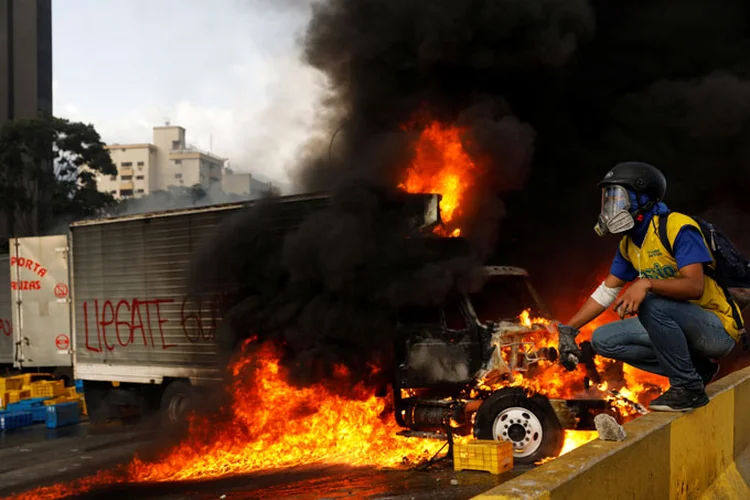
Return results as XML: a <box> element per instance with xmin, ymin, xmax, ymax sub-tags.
<box><xmin>472</xmin><ymin>365</ymin><xmax>750</xmax><ymax>499</ymax></box>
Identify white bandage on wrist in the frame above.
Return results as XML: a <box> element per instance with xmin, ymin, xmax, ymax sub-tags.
<box><xmin>591</xmin><ymin>281</ymin><xmax>623</xmax><ymax>308</ymax></box>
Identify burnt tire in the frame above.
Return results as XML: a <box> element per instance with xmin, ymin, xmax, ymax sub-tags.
<box><xmin>474</xmin><ymin>388</ymin><xmax>564</xmax><ymax>465</ymax></box>
<box><xmin>160</xmin><ymin>380</ymin><xmax>196</xmax><ymax>428</ymax></box>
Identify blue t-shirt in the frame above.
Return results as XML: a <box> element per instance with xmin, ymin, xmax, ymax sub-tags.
<box><xmin>610</xmin><ymin>226</ymin><xmax>713</xmax><ymax>282</ymax></box>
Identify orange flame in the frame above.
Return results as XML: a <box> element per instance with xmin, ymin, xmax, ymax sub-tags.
<box><xmin>477</xmin><ymin>308</ymin><xmax>666</xmax><ymax>415</ymax></box>
<box><xmin>398</xmin><ymin>121</ymin><xmax>483</xmax><ymax>237</ymax></box>
<box><xmin>10</xmin><ymin>343</ymin><xmax>445</xmax><ymax>499</ymax></box>
<box><xmin>11</xmin><ymin>308</ymin><xmax>668</xmax><ymax>500</ymax></box>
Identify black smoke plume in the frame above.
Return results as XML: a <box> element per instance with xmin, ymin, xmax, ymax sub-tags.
<box><xmin>192</xmin><ymin>0</ymin><xmax>750</xmax><ymax>385</ymax></box>
<box><xmin>188</xmin><ymin>184</ymin><xmax>487</xmax><ymax>389</ymax></box>
<box><xmin>297</xmin><ymin>0</ymin><xmax>750</xmax><ymax>315</ymax></box>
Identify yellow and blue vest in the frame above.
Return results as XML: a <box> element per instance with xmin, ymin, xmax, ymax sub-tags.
<box><xmin>618</xmin><ymin>212</ymin><xmax>742</xmax><ymax>340</ymax></box>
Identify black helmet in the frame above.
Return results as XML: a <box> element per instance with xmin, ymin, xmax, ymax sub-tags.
<box><xmin>598</xmin><ymin>161</ymin><xmax>667</xmax><ymax>202</ymax></box>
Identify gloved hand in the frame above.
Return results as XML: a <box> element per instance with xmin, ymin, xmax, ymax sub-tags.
<box><xmin>557</xmin><ymin>324</ymin><xmax>582</xmax><ymax>371</ymax></box>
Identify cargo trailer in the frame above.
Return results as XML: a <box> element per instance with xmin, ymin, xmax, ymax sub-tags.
<box><xmin>70</xmin><ymin>192</ymin><xmax>443</xmax><ymax>425</ymax></box>
<box><xmin>0</xmin><ymin>237</ymin><xmax>74</xmax><ymax>378</ymax></box>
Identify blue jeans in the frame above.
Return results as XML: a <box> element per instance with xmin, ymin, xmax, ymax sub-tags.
<box><xmin>591</xmin><ymin>293</ymin><xmax>736</xmax><ymax>390</ymax></box>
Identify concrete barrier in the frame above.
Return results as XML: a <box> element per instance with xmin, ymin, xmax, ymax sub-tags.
<box><xmin>474</xmin><ymin>364</ymin><xmax>750</xmax><ymax>499</ymax></box>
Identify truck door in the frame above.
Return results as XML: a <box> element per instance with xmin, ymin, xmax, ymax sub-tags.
<box><xmin>10</xmin><ymin>235</ymin><xmax>72</xmax><ymax>368</ymax></box>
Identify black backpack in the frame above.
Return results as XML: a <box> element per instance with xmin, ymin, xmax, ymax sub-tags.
<box><xmin>657</xmin><ymin>212</ymin><xmax>749</xmax><ymax>338</ymax></box>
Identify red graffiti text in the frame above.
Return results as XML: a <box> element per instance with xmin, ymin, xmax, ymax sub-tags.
<box><xmin>180</xmin><ymin>295</ymin><xmax>222</xmax><ymax>343</ymax></box>
<box><xmin>83</xmin><ymin>298</ymin><xmax>175</xmax><ymax>352</ymax></box>
<box><xmin>0</xmin><ymin>318</ymin><xmax>11</xmax><ymax>337</ymax></box>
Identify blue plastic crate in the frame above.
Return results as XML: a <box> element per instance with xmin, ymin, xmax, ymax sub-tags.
<box><xmin>45</xmin><ymin>401</ymin><xmax>81</xmax><ymax>429</ymax></box>
<box><xmin>7</xmin><ymin>397</ymin><xmax>49</xmax><ymax>410</ymax></box>
<box><xmin>0</xmin><ymin>411</ymin><xmax>33</xmax><ymax>430</ymax></box>
<box><xmin>6</xmin><ymin>397</ymin><xmax>50</xmax><ymax>422</ymax></box>
<box><xmin>74</xmin><ymin>379</ymin><xmax>84</xmax><ymax>393</ymax></box>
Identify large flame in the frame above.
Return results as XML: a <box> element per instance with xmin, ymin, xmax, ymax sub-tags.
<box><xmin>11</xmin><ymin>342</ymin><xmax>445</xmax><ymax>499</ymax></box>
<box><xmin>11</xmin><ymin>312</ymin><xmax>668</xmax><ymax>500</ymax></box>
<box><xmin>477</xmin><ymin>308</ymin><xmax>666</xmax><ymax>418</ymax></box>
<box><xmin>398</xmin><ymin>121</ymin><xmax>482</xmax><ymax>237</ymax></box>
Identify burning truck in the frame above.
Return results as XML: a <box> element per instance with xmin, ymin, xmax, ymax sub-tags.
<box><xmin>391</xmin><ymin>266</ymin><xmax>648</xmax><ymax>464</ymax></box>
<box><xmin>0</xmin><ymin>187</ymin><xmax>654</xmax><ymax>470</ymax></box>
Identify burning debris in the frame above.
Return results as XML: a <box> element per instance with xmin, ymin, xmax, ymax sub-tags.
<box><xmin>17</xmin><ymin>0</ymin><xmax>750</xmax><ymax>497</ymax></box>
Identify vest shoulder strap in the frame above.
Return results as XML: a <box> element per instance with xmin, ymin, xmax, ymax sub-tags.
<box><xmin>619</xmin><ymin>235</ymin><xmax>631</xmax><ymax>262</ymax></box>
<box><xmin>657</xmin><ymin>212</ymin><xmax>673</xmax><ymax>256</ymax></box>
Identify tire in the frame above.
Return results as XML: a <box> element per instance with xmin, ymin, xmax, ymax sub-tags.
<box><xmin>473</xmin><ymin>387</ymin><xmax>564</xmax><ymax>465</ymax></box>
<box><xmin>160</xmin><ymin>380</ymin><xmax>196</xmax><ymax>428</ymax></box>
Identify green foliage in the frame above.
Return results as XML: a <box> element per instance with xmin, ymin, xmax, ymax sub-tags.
<box><xmin>0</xmin><ymin>116</ymin><xmax>117</xmax><ymax>237</ymax></box>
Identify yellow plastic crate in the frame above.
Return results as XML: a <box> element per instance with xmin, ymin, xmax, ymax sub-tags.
<box><xmin>79</xmin><ymin>394</ymin><xmax>87</xmax><ymax>416</ymax></box>
<box><xmin>15</xmin><ymin>389</ymin><xmax>31</xmax><ymax>401</ymax></box>
<box><xmin>453</xmin><ymin>439</ymin><xmax>514</xmax><ymax>475</ymax></box>
<box><xmin>9</xmin><ymin>373</ymin><xmax>54</xmax><ymax>387</ymax></box>
<box><xmin>0</xmin><ymin>378</ymin><xmax>23</xmax><ymax>393</ymax></box>
<box><xmin>43</xmin><ymin>395</ymin><xmax>81</xmax><ymax>406</ymax></box>
<box><xmin>29</xmin><ymin>380</ymin><xmax>65</xmax><ymax>399</ymax></box>
<box><xmin>5</xmin><ymin>390</ymin><xmax>21</xmax><ymax>405</ymax></box>
<box><xmin>65</xmin><ymin>386</ymin><xmax>78</xmax><ymax>398</ymax></box>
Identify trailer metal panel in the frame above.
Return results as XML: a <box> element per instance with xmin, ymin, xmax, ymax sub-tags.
<box><xmin>0</xmin><ymin>255</ymin><xmax>12</xmax><ymax>364</ymax></box>
<box><xmin>71</xmin><ymin>208</ymin><xmax>226</xmax><ymax>380</ymax></box>
<box><xmin>10</xmin><ymin>236</ymin><xmax>73</xmax><ymax>368</ymax></box>
<box><xmin>70</xmin><ymin>193</ymin><xmax>442</xmax><ymax>385</ymax></box>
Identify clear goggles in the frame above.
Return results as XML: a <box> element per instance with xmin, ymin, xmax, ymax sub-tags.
<box><xmin>601</xmin><ymin>185</ymin><xmax>631</xmax><ymax>217</ymax></box>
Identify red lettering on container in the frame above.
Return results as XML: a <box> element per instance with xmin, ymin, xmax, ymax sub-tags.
<box><xmin>83</xmin><ymin>301</ymin><xmax>101</xmax><ymax>352</ymax></box>
<box><xmin>99</xmin><ymin>300</ymin><xmax>116</xmax><ymax>351</ymax></box>
<box><xmin>115</xmin><ymin>299</ymin><xmax>132</xmax><ymax>347</ymax></box>
<box><xmin>9</xmin><ymin>280</ymin><xmax>41</xmax><ymax>291</ymax></box>
<box><xmin>83</xmin><ymin>298</ymin><xmax>177</xmax><ymax>352</ymax></box>
<box><xmin>9</xmin><ymin>257</ymin><xmax>47</xmax><ymax>278</ymax></box>
<box><xmin>181</xmin><ymin>295</ymin><xmax>220</xmax><ymax>343</ymax></box>
<box><xmin>0</xmin><ymin>318</ymin><xmax>11</xmax><ymax>337</ymax></box>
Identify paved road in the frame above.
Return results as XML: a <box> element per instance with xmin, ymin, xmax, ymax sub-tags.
<box><xmin>0</xmin><ymin>422</ymin><xmax>526</xmax><ymax>500</ymax></box>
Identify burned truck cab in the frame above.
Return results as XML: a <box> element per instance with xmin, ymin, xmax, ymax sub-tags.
<box><xmin>392</xmin><ymin>265</ymin><xmax>567</xmax><ymax>464</ymax></box>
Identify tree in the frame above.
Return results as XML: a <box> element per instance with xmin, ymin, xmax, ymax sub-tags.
<box><xmin>0</xmin><ymin>116</ymin><xmax>117</xmax><ymax>242</ymax></box>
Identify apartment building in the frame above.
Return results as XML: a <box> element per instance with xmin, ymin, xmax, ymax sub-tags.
<box><xmin>99</xmin><ymin>125</ymin><xmax>226</xmax><ymax>199</ymax></box>
<box><xmin>222</xmin><ymin>168</ymin><xmax>279</xmax><ymax>197</ymax></box>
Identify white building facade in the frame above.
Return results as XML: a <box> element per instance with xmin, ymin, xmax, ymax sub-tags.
<box><xmin>98</xmin><ymin>125</ymin><xmax>226</xmax><ymax>200</ymax></box>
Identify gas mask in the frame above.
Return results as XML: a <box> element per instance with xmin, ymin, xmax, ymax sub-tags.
<box><xmin>594</xmin><ymin>185</ymin><xmax>635</xmax><ymax>237</ymax></box>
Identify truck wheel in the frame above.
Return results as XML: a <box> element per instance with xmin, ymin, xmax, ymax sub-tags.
<box><xmin>160</xmin><ymin>381</ymin><xmax>195</xmax><ymax>428</ymax></box>
<box><xmin>474</xmin><ymin>388</ymin><xmax>564</xmax><ymax>465</ymax></box>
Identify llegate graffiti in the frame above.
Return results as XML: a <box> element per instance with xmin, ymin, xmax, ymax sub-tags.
<box><xmin>83</xmin><ymin>298</ymin><xmax>175</xmax><ymax>352</ymax></box>
<box><xmin>10</xmin><ymin>256</ymin><xmax>47</xmax><ymax>277</ymax></box>
<box><xmin>0</xmin><ymin>318</ymin><xmax>11</xmax><ymax>337</ymax></box>
<box><xmin>83</xmin><ymin>295</ymin><xmax>221</xmax><ymax>352</ymax></box>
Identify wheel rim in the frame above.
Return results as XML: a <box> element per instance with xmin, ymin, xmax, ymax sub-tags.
<box><xmin>492</xmin><ymin>406</ymin><xmax>544</xmax><ymax>458</ymax></box>
<box><xmin>168</xmin><ymin>393</ymin><xmax>188</xmax><ymax>423</ymax></box>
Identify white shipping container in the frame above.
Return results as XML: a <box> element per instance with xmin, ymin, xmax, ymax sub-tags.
<box><xmin>9</xmin><ymin>236</ymin><xmax>73</xmax><ymax>369</ymax></box>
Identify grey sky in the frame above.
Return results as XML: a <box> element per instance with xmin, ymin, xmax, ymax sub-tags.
<box><xmin>53</xmin><ymin>0</ymin><xmax>323</xmax><ymax>187</ymax></box>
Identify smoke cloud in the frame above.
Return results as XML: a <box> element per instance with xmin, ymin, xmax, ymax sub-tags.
<box><xmin>192</xmin><ymin>0</ymin><xmax>750</xmax><ymax>384</ymax></box>
<box><xmin>189</xmin><ymin>183</ymin><xmax>487</xmax><ymax>389</ymax></box>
